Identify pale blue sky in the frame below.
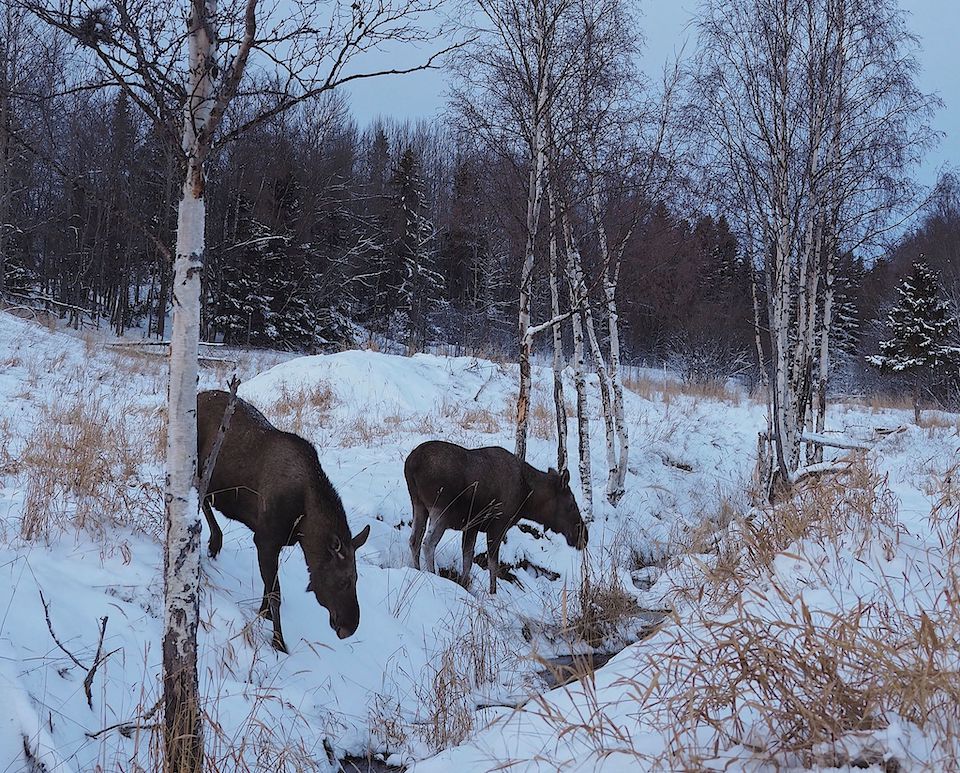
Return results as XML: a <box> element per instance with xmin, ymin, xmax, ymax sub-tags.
<box><xmin>346</xmin><ymin>0</ymin><xmax>957</xmax><ymax>187</ymax></box>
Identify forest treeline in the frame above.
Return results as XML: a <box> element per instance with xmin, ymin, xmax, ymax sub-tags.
<box><xmin>0</xmin><ymin>15</ymin><xmax>957</xmax><ymax>394</ymax></box>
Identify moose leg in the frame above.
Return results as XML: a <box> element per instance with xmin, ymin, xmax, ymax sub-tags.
<box><xmin>255</xmin><ymin>539</ymin><xmax>287</xmax><ymax>653</ymax></box>
<box><xmin>409</xmin><ymin>496</ymin><xmax>429</xmax><ymax>570</ymax></box>
<box><xmin>486</xmin><ymin>529</ymin><xmax>505</xmax><ymax>595</ymax></box>
<box><xmin>460</xmin><ymin>527</ymin><xmax>479</xmax><ymax>589</ymax></box>
<box><xmin>202</xmin><ymin>498</ymin><xmax>223</xmax><ymax>559</ymax></box>
<box><xmin>422</xmin><ymin>510</ymin><xmax>454</xmax><ymax>575</ymax></box>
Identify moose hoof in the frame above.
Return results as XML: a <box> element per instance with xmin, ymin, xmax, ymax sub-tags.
<box><xmin>208</xmin><ymin>539</ymin><xmax>222</xmax><ymax>559</ymax></box>
<box><xmin>272</xmin><ymin>634</ymin><xmax>288</xmax><ymax>654</ymax></box>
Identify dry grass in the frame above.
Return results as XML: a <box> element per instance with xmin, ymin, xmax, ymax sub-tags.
<box><xmin>623</xmin><ymin>370</ymin><xmax>744</xmax><ymax>405</ymax></box>
<box><xmin>413</xmin><ymin>604</ymin><xmax>513</xmax><ymax>753</ymax></box>
<box><xmin>529</xmin><ymin>397</ymin><xmax>555</xmax><ymax>441</ymax></box>
<box><xmin>18</xmin><ymin>390</ymin><xmax>164</xmax><ymax>540</ymax></box>
<box><xmin>265</xmin><ymin>381</ymin><xmax>336</xmax><ymax>435</ymax></box>
<box><xmin>562</xmin><ymin>545</ymin><xmax>641</xmax><ymax>649</ymax></box>
<box><xmin>529</xmin><ymin>458</ymin><xmax>960</xmax><ymax>770</ymax></box>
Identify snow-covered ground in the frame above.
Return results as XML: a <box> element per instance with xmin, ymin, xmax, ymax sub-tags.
<box><xmin>1</xmin><ymin>309</ymin><xmax>957</xmax><ymax>771</ymax></box>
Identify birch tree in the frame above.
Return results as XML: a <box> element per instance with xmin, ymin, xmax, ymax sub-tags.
<box><xmin>28</xmin><ymin>0</ymin><xmax>451</xmax><ymax>767</ymax></box>
<box><xmin>694</xmin><ymin>0</ymin><xmax>936</xmax><ymax>492</ymax></box>
<box><xmin>452</xmin><ymin>0</ymin><xmax>584</xmax><ymax>462</ymax></box>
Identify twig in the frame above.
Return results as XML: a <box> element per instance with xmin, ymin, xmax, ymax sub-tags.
<box><xmin>86</xmin><ymin>699</ymin><xmax>163</xmax><ymax>739</ymax></box>
<box><xmin>39</xmin><ymin>591</ymin><xmax>116</xmax><ymax>708</ymax></box>
<box><xmin>39</xmin><ymin>590</ymin><xmax>85</xmax><ymax>669</ymax></box>
<box><xmin>197</xmin><ymin>375</ymin><xmax>241</xmax><ymax>503</ymax></box>
<box><xmin>82</xmin><ymin>617</ymin><xmax>117</xmax><ymax>709</ymax></box>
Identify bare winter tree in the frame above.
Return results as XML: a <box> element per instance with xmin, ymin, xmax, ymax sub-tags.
<box><xmin>26</xmin><ymin>0</ymin><xmax>453</xmax><ymax>767</ymax></box>
<box><xmin>451</xmin><ymin>0</ymin><xmax>585</xmax><ymax>463</ymax></box>
<box><xmin>694</xmin><ymin>0</ymin><xmax>936</xmax><ymax>492</ymax></box>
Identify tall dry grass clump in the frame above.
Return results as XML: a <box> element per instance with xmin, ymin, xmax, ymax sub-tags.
<box><xmin>528</xmin><ymin>458</ymin><xmax>960</xmax><ymax>770</ymax></box>
<box><xmin>19</xmin><ymin>390</ymin><xmax>163</xmax><ymax>540</ymax></box>
<box><xmin>413</xmin><ymin>603</ymin><xmax>513</xmax><ymax>753</ymax></box>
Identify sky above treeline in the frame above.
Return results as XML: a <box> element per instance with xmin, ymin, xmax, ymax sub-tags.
<box><xmin>345</xmin><ymin>0</ymin><xmax>957</xmax><ymax>191</ymax></box>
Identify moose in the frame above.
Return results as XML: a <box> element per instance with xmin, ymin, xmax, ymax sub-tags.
<box><xmin>404</xmin><ymin>440</ymin><xmax>588</xmax><ymax>593</ymax></box>
<box><xmin>197</xmin><ymin>390</ymin><xmax>370</xmax><ymax>653</ymax></box>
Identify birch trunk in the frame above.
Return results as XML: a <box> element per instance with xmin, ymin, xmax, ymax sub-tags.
<box><xmin>562</xmin><ymin>212</ymin><xmax>592</xmax><ymax>517</ymax></box>
<box><xmin>515</xmin><ymin>84</ymin><xmax>548</xmax><ymax>462</ymax></box>
<box><xmin>163</xmin><ymin>0</ymin><xmax>215</xmax><ymax>767</ymax></box>
<box><xmin>561</xmin><ymin>206</ymin><xmax>614</xmax><ymax>505</ymax></box>
<box><xmin>589</xmin><ymin>178</ymin><xmax>628</xmax><ymax>505</ymax></box>
<box><xmin>547</xmin><ymin>186</ymin><xmax>568</xmax><ymax>472</ymax></box>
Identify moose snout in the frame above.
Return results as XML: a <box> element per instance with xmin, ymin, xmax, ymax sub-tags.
<box><xmin>329</xmin><ymin>608</ymin><xmax>360</xmax><ymax>640</ymax></box>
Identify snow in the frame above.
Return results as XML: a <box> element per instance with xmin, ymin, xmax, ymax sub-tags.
<box><xmin>1</xmin><ymin>309</ymin><xmax>958</xmax><ymax>771</ymax></box>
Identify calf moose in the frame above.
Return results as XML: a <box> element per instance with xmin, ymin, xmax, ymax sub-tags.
<box><xmin>197</xmin><ymin>390</ymin><xmax>370</xmax><ymax>653</ymax></box>
<box><xmin>404</xmin><ymin>440</ymin><xmax>588</xmax><ymax>593</ymax></box>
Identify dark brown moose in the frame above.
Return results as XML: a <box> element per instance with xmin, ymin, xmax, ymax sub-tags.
<box><xmin>404</xmin><ymin>440</ymin><xmax>588</xmax><ymax>593</ymax></box>
<box><xmin>197</xmin><ymin>390</ymin><xmax>370</xmax><ymax>653</ymax></box>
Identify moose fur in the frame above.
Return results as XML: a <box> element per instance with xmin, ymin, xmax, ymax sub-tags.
<box><xmin>197</xmin><ymin>390</ymin><xmax>369</xmax><ymax>652</ymax></box>
<box><xmin>404</xmin><ymin>440</ymin><xmax>588</xmax><ymax>593</ymax></box>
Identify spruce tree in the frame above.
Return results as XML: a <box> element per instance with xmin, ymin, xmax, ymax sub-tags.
<box><xmin>384</xmin><ymin>147</ymin><xmax>443</xmax><ymax>349</ymax></box>
<box><xmin>868</xmin><ymin>259</ymin><xmax>960</xmax><ymax>421</ymax></box>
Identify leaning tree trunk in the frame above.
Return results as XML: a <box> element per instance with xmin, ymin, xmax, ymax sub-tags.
<box><xmin>163</xmin><ymin>0</ymin><xmax>215</xmax><ymax>768</ymax></box>
<box><xmin>563</xmin><ymin>206</ymin><xmax>615</xmax><ymax>504</ymax></box>
<box><xmin>589</xmin><ymin>177</ymin><xmax>628</xmax><ymax>505</ymax></box>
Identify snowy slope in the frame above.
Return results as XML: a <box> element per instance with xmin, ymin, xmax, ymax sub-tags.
<box><xmin>0</xmin><ymin>311</ymin><xmax>765</xmax><ymax>770</ymax></box>
<box><xmin>7</xmin><ymin>309</ymin><xmax>949</xmax><ymax>772</ymax></box>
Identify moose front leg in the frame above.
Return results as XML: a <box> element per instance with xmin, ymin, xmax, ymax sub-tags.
<box><xmin>486</xmin><ymin>529</ymin><xmax>505</xmax><ymax>595</ymax></box>
<box><xmin>255</xmin><ymin>540</ymin><xmax>287</xmax><ymax>653</ymax></box>
<box><xmin>460</xmin><ymin>527</ymin><xmax>479</xmax><ymax>589</ymax></box>
<box><xmin>202</xmin><ymin>499</ymin><xmax>223</xmax><ymax>559</ymax></box>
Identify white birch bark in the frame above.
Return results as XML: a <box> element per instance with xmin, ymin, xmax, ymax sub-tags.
<box><xmin>515</xmin><ymin>76</ymin><xmax>549</xmax><ymax>463</ymax></box>
<box><xmin>562</xmin><ymin>208</ymin><xmax>592</xmax><ymax>517</ymax></box>
<box><xmin>163</xmin><ymin>0</ymin><xmax>215</xmax><ymax>766</ymax></box>
<box><xmin>589</xmin><ymin>176</ymin><xmax>628</xmax><ymax>505</ymax></box>
<box><xmin>547</xmin><ymin>185</ymin><xmax>568</xmax><ymax>472</ymax></box>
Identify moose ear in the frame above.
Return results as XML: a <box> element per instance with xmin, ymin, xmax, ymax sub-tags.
<box><xmin>560</xmin><ymin>468</ymin><xmax>571</xmax><ymax>488</ymax></box>
<box><xmin>352</xmin><ymin>524</ymin><xmax>371</xmax><ymax>550</ymax></box>
<box><xmin>329</xmin><ymin>534</ymin><xmax>344</xmax><ymax>558</ymax></box>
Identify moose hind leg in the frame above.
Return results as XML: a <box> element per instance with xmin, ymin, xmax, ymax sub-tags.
<box><xmin>409</xmin><ymin>496</ymin><xmax>429</xmax><ymax>570</ymax></box>
<box><xmin>255</xmin><ymin>540</ymin><xmax>287</xmax><ymax>653</ymax></box>
<box><xmin>202</xmin><ymin>498</ymin><xmax>223</xmax><ymax>559</ymax></box>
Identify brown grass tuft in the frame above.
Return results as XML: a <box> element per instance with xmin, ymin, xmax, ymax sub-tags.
<box><xmin>19</xmin><ymin>391</ymin><xmax>163</xmax><ymax>540</ymax></box>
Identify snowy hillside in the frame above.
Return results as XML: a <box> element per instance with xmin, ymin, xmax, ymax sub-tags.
<box><xmin>1</xmin><ymin>309</ymin><xmax>958</xmax><ymax>772</ymax></box>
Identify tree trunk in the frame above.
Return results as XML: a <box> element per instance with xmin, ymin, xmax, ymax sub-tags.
<box><xmin>163</xmin><ymin>0</ymin><xmax>215</xmax><ymax>768</ymax></box>
<box><xmin>547</xmin><ymin>186</ymin><xmax>567</xmax><ymax>473</ymax></box>
<box><xmin>589</xmin><ymin>177</ymin><xmax>628</xmax><ymax>505</ymax></box>
<box><xmin>515</xmin><ymin>109</ymin><xmax>547</xmax><ymax>462</ymax></box>
<box><xmin>563</xmin><ymin>206</ymin><xmax>615</xmax><ymax>503</ymax></box>
<box><xmin>562</xmin><ymin>210</ymin><xmax>592</xmax><ymax>518</ymax></box>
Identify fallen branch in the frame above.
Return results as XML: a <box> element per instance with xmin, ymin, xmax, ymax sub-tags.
<box><xmin>789</xmin><ymin>461</ymin><xmax>851</xmax><ymax>485</ymax></box>
<box><xmin>801</xmin><ymin>432</ymin><xmax>871</xmax><ymax>451</ymax></box>
<box><xmin>39</xmin><ymin>590</ymin><xmax>117</xmax><ymax>708</ymax></box>
<box><xmin>874</xmin><ymin>425</ymin><xmax>908</xmax><ymax>437</ymax></box>
<box><xmin>197</xmin><ymin>375</ymin><xmax>241</xmax><ymax>502</ymax></box>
